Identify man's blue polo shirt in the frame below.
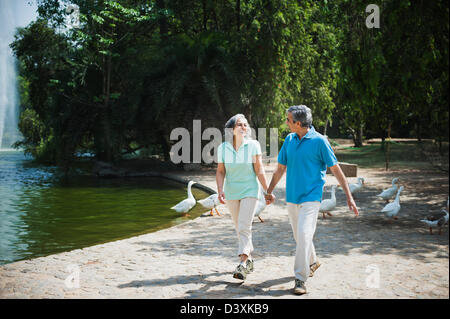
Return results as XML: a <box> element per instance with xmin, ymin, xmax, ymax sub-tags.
<box><xmin>277</xmin><ymin>126</ymin><xmax>338</xmax><ymax>204</ymax></box>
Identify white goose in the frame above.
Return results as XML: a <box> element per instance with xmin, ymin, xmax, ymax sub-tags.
<box><xmin>198</xmin><ymin>193</ymin><xmax>221</xmax><ymax>216</ymax></box>
<box><xmin>349</xmin><ymin>177</ymin><xmax>365</xmax><ymax>196</ymax></box>
<box><xmin>319</xmin><ymin>185</ymin><xmax>337</xmax><ymax>219</ymax></box>
<box><xmin>420</xmin><ymin>197</ymin><xmax>449</xmax><ymax>235</ymax></box>
<box><xmin>381</xmin><ymin>186</ymin><xmax>404</xmax><ymax>219</ymax></box>
<box><xmin>377</xmin><ymin>177</ymin><xmax>399</xmax><ymax>203</ymax></box>
<box><xmin>254</xmin><ymin>187</ymin><xmax>266</xmax><ymax>223</ymax></box>
<box><xmin>170</xmin><ymin>181</ymin><xmax>196</xmax><ymax>215</ymax></box>
<box><xmin>421</xmin><ymin>209</ymin><xmax>449</xmax><ymax>235</ymax></box>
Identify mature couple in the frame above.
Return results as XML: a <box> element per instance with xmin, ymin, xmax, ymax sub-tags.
<box><xmin>216</xmin><ymin>105</ymin><xmax>359</xmax><ymax>295</ymax></box>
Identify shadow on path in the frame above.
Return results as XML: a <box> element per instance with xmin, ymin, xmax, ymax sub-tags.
<box><xmin>118</xmin><ymin>271</ymin><xmax>296</xmax><ymax>298</ymax></box>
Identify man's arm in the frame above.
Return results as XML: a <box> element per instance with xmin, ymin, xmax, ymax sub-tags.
<box><xmin>329</xmin><ymin>164</ymin><xmax>359</xmax><ymax>216</ymax></box>
<box><xmin>265</xmin><ymin>163</ymin><xmax>287</xmax><ymax>204</ymax></box>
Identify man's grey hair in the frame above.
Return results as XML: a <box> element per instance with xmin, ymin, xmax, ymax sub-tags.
<box><xmin>287</xmin><ymin>105</ymin><xmax>313</xmax><ymax>128</ymax></box>
<box><xmin>224</xmin><ymin>114</ymin><xmax>252</xmax><ymax>140</ymax></box>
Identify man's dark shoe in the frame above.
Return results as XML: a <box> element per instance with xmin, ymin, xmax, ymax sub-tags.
<box><xmin>294</xmin><ymin>279</ymin><xmax>307</xmax><ymax>295</ymax></box>
<box><xmin>309</xmin><ymin>260</ymin><xmax>321</xmax><ymax>277</ymax></box>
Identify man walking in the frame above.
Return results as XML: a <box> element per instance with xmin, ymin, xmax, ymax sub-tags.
<box><xmin>265</xmin><ymin>105</ymin><xmax>359</xmax><ymax>295</ymax></box>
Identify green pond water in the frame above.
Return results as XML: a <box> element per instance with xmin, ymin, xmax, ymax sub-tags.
<box><xmin>0</xmin><ymin>151</ymin><xmax>211</xmax><ymax>265</ymax></box>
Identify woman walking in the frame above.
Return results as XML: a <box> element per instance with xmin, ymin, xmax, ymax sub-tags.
<box><xmin>216</xmin><ymin>114</ymin><xmax>269</xmax><ymax>280</ymax></box>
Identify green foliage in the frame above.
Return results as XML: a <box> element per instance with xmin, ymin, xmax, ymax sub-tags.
<box><xmin>10</xmin><ymin>0</ymin><xmax>448</xmax><ymax>166</ymax></box>
<box><xmin>332</xmin><ymin>0</ymin><xmax>448</xmax><ymax>147</ymax></box>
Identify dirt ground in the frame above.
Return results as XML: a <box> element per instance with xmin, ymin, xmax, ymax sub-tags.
<box><xmin>0</xmin><ymin>161</ymin><xmax>448</xmax><ymax>299</ymax></box>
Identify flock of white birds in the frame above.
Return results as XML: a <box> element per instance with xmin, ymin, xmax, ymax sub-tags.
<box><xmin>319</xmin><ymin>176</ymin><xmax>449</xmax><ymax>235</ymax></box>
<box><xmin>170</xmin><ymin>177</ymin><xmax>449</xmax><ymax>234</ymax></box>
<box><xmin>170</xmin><ymin>180</ymin><xmax>266</xmax><ymax>222</ymax></box>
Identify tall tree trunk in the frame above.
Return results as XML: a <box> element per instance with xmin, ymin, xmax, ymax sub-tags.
<box><xmin>244</xmin><ymin>103</ymin><xmax>252</xmax><ymax>125</ymax></box>
<box><xmin>102</xmin><ymin>54</ymin><xmax>113</xmax><ymax>162</ymax></box>
<box><xmin>356</xmin><ymin>123</ymin><xmax>364</xmax><ymax>147</ymax></box>
<box><xmin>323</xmin><ymin>118</ymin><xmax>329</xmax><ymax>136</ymax></box>
<box><xmin>416</xmin><ymin>120</ymin><xmax>422</xmax><ymax>142</ymax></box>
<box><xmin>158</xmin><ymin>130</ymin><xmax>170</xmax><ymax>162</ymax></box>
<box><xmin>236</xmin><ymin>0</ymin><xmax>241</xmax><ymax>31</ymax></box>
<box><xmin>211</xmin><ymin>5</ymin><xmax>219</xmax><ymax>30</ymax></box>
<box><xmin>156</xmin><ymin>0</ymin><xmax>168</xmax><ymax>39</ymax></box>
<box><xmin>380</xmin><ymin>127</ymin><xmax>386</xmax><ymax>150</ymax></box>
<box><xmin>385</xmin><ymin>121</ymin><xmax>392</xmax><ymax>171</ymax></box>
<box><xmin>202</xmin><ymin>0</ymin><xmax>207</xmax><ymax>30</ymax></box>
<box><xmin>350</xmin><ymin>126</ymin><xmax>363</xmax><ymax>147</ymax></box>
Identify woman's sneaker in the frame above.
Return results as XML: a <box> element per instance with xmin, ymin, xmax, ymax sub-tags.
<box><xmin>246</xmin><ymin>259</ymin><xmax>254</xmax><ymax>273</ymax></box>
<box><xmin>232</xmin><ymin>259</ymin><xmax>254</xmax><ymax>280</ymax></box>
<box><xmin>233</xmin><ymin>264</ymin><xmax>247</xmax><ymax>280</ymax></box>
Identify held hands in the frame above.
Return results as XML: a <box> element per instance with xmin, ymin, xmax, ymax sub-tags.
<box><xmin>218</xmin><ymin>191</ymin><xmax>226</xmax><ymax>204</ymax></box>
<box><xmin>218</xmin><ymin>190</ymin><xmax>275</xmax><ymax>205</ymax></box>
<box><xmin>264</xmin><ymin>193</ymin><xmax>275</xmax><ymax>205</ymax></box>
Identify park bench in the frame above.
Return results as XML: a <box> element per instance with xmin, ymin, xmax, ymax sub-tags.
<box><xmin>326</xmin><ymin>162</ymin><xmax>357</xmax><ymax>177</ymax></box>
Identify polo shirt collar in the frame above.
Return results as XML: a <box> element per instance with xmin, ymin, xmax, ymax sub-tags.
<box><xmin>225</xmin><ymin>138</ymin><xmax>250</xmax><ymax>150</ymax></box>
<box><xmin>304</xmin><ymin>126</ymin><xmax>316</xmax><ymax>139</ymax></box>
<box><xmin>294</xmin><ymin>126</ymin><xmax>316</xmax><ymax>141</ymax></box>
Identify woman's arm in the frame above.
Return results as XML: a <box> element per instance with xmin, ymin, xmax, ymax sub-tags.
<box><xmin>216</xmin><ymin>162</ymin><xmax>226</xmax><ymax>204</ymax></box>
<box><xmin>253</xmin><ymin>155</ymin><xmax>269</xmax><ymax>192</ymax></box>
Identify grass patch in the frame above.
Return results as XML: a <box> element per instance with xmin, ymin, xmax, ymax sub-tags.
<box><xmin>333</xmin><ymin>140</ymin><xmax>448</xmax><ymax>170</ymax></box>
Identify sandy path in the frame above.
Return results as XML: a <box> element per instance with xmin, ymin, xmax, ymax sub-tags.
<box><xmin>0</xmin><ymin>164</ymin><xmax>448</xmax><ymax>299</ymax></box>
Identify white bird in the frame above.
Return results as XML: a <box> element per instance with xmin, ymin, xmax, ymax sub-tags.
<box><xmin>420</xmin><ymin>197</ymin><xmax>449</xmax><ymax>235</ymax></box>
<box><xmin>349</xmin><ymin>177</ymin><xmax>365</xmax><ymax>196</ymax></box>
<box><xmin>421</xmin><ymin>209</ymin><xmax>449</xmax><ymax>235</ymax></box>
<box><xmin>377</xmin><ymin>177</ymin><xmax>400</xmax><ymax>203</ymax></box>
<box><xmin>170</xmin><ymin>181</ymin><xmax>196</xmax><ymax>215</ymax></box>
<box><xmin>254</xmin><ymin>187</ymin><xmax>266</xmax><ymax>223</ymax></box>
<box><xmin>198</xmin><ymin>193</ymin><xmax>221</xmax><ymax>216</ymax></box>
<box><xmin>319</xmin><ymin>185</ymin><xmax>337</xmax><ymax>219</ymax></box>
<box><xmin>381</xmin><ymin>186</ymin><xmax>404</xmax><ymax>219</ymax></box>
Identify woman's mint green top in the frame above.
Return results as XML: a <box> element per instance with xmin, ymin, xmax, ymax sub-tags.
<box><xmin>217</xmin><ymin>139</ymin><xmax>262</xmax><ymax>200</ymax></box>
